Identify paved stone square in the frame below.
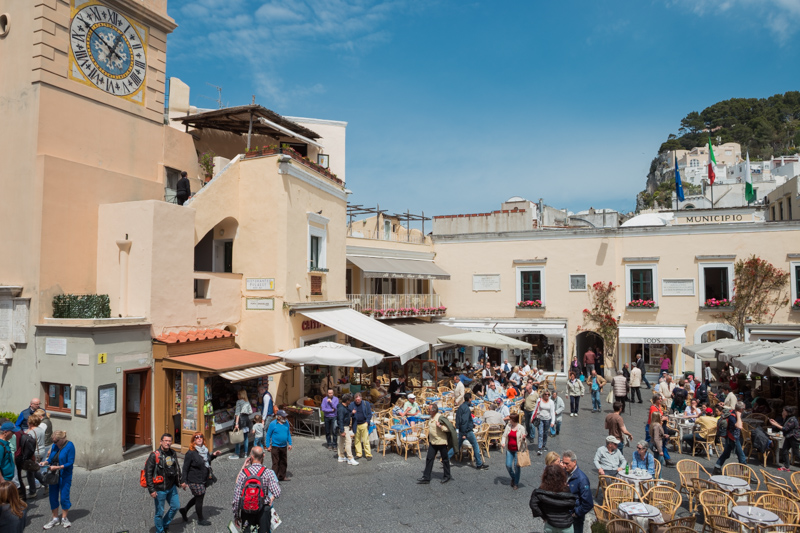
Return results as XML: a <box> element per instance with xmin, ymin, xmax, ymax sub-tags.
<box><xmin>16</xmin><ymin>384</ymin><xmax>792</xmax><ymax>532</ymax></box>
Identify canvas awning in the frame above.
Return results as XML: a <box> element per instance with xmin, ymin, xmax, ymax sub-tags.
<box><xmin>299</xmin><ymin>308</ymin><xmax>429</xmax><ymax>364</ymax></box>
<box><xmin>682</xmin><ymin>338</ymin><xmax>742</xmax><ymax>361</ymax></box>
<box><xmin>162</xmin><ymin>348</ymin><xmax>287</xmax><ymax>381</ymax></box>
<box><xmin>436</xmin><ymin>331</ymin><xmax>533</xmax><ymax>350</ymax></box>
<box><xmin>618</xmin><ymin>326</ymin><xmax>686</xmax><ymax>345</ymax></box>
<box><xmin>347</xmin><ymin>255</ymin><xmax>450</xmax><ymax>280</ymax></box>
<box><xmin>220</xmin><ymin>362</ymin><xmax>291</xmax><ymax>382</ymax></box>
<box><xmin>386</xmin><ymin>319</ymin><xmax>466</xmax><ymax>347</ymax></box>
<box><xmin>443</xmin><ymin>321</ymin><xmax>565</xmax><ymax>337</ymax></box>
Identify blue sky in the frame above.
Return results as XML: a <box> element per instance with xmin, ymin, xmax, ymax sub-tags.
<box><xmin>166</xmin><ymin>0</ymin><xmax>800</xmax><ymax>218</ymax></box>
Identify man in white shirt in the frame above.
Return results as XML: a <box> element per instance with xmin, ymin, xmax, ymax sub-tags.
<box><xmin>521</xmin><ymin>361</ymin><xmax>532</xmax><ymax>375</ymax></box>
<box><xmin>453</xmin><ymin>376</ymin><xmax>466</xmax><ymax>407</ymax></box>
<box><xmin>481</xmin><ymin>362</ymin><xmax>493</xmax><ymax>380</ymax></box>
<box><xmin>658</xmin><ymin>376</ymin><xmax>675</xmax><ymax>400</ymax></box>
<box><xmin>495</xmin><ymin>398</ymin><xmax>510</xmax><ymax>422</ymax></box>
<box><xmin>501</xmin><ymin>359</ymin><xmax>512</xmax><ymax>373</ymax></box>
<box><xmin>722</xmin><ymin>384</ymin><xmax>738</xmax><ymax>411</ymax></box>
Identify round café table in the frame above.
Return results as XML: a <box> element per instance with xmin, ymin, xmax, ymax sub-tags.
<box><xmin>710</xmin><ymin>474</ymin><xmax>750</xmax><ymax>502</ymax></box>
<box><xmin>618</xmin><ymin>470</ymin><xmax>653</xmax><ymax>497</ymax></box>
<box><xmin>616</xmin><ymin>502</ymin><xmax>663</xmax><ymax>530</ymax></box>
<box><xmin>731</xmin><ymin>505</ymin><xmax>781</xmax><ymax>528</ymax></box>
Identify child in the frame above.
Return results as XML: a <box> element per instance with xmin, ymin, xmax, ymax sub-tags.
<box><xmin>505</xmin><ymin>382</ymin><xmax>518</xmax><ymax>400</ymax></box>
<box><xmin>251</xmin><ymin>414</ymin><xmax>265</xmax><ymax>448</ymax></box>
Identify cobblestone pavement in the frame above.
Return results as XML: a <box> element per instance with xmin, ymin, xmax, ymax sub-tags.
<box><xmin>16</xmin><ymin>382</ymin><xmax>792</xmax><ymax>532</ymax></box>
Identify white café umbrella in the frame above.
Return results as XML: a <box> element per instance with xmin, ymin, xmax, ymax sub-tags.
<box><xmin>436</xmin><ymin>331</ymin><xmax>533</xmax><ymax>350</ymax></box>
<box><xmin>682</xmin><ymin>338</ymin><xmax>742</xmax><ymax>361</ymax></box>
<box><xmin>273</xmin><ymin>342</ymin><xmax>384</xmax><ymax>368</ymax></box>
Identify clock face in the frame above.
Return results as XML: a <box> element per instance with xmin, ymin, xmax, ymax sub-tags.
<box><xmin>69</xmin><ymin>3</ymin><xmax>147</xmax><ymax>101</ymax></box>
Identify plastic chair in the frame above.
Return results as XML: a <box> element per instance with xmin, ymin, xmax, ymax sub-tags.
<box><xmin>604</xmin><ymin>482</ymin><xmax>637</xmax><ymax>509</ymax></box>
<box><xmin>756</xmin><ymin>493</ymin><xmax>800</xmax><ymax>525</ymax></box>
<box><xmin>723</xmin><ymin>462</ymin><xmax>760</xmax><ymax>490</ymax></box>
<box><xmin>605</xmin><ymin>519</ymin><xmax>646</xmax><ymax>533</ymax></box>
<box><xmin>642</xmin><ymin>485</ymin><xmax>682</xmax><ymax>521</ymax></box>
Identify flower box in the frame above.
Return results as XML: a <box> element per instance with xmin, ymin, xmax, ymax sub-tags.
<box><xmin>627</xmin><ymin>300</ymin><xmax>656</xmax><ymax>308</ymax></box>
<box><xmin>792</xmin><ymin>299</ymin><xmax>800</xmax><ymax>310</ymax></box>
<box><xmin>704</xmin><ymin>298</ymin><xmax>733</xmax><ymax>308</ymax></box>
<box><xmin>516</xmin><ymin>300</ymin><xmax>543</xmax><ymax>309</ymax></box>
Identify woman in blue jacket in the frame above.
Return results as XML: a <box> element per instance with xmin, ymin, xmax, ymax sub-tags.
<box><xmin>40</xmin><ymin>430</ymin><xmax>75</xmax><ymax>529</ymax></box>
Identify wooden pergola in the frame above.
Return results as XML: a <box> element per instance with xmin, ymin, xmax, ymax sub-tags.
<box><xmin>172</xmin><ymin>104</ymin><xmax>321</xmax><ymax>150</ymax></box>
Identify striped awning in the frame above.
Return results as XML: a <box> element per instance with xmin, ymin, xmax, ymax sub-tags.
<box><xmin>220</xmin><ymin>362</ymin><xmax>292</xmax><ymax>382</ymax></box>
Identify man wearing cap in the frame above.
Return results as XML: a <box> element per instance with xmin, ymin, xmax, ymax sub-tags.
<box><xmin>401</xmin><ymin>394</ymin><xmax>421</xmax><ymax>418</ymax></box>
<box><xmin>593</xmin><ymin>436</ymin><xmax>626</xmax><ymax>477</ymax></box>
<box><xmin>266</xmin><ymin>410</ymin><xmax>292</xmax><ymax>481</ymax></box>
<box><xmin>0</xmin><ymin>422</ymin><xmax>16</xmax><ymax>482</ymax></box>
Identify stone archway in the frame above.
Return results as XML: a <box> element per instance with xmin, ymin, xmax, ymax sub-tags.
<box><xmin>694</xmin><ymin>322</ymin><xmax>737</xmax><ymax>343</ymax></box>
<box><xmin>575</xmin><ymin>331</ymin><xmax>604</xmax><ymax>377</ymax></box>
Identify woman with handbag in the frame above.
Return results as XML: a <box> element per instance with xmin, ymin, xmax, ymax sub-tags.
<box><xmin>231</xmin><ymin>390</ymin><xmax>253</xmax><ymax>460</ymax></box>
<box><xmin>179</xmin><ymin>433</ymin><xmax>221</xmax><ymax>526</ymax></box>
<box><xmin>40</xmin><ymin>430</ymin><xmax>75</xmax><ymax>529</ymax></box>
<box><xmin>500</xmin><ymin>413</ymin><xmax>527</xmax><ymax>490</ymax></box>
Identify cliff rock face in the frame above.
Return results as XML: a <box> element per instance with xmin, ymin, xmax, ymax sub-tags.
<box><xmin>646</xmin><ymin>152</ymin><xmax>672</xmax><ymax>193</ymax></box>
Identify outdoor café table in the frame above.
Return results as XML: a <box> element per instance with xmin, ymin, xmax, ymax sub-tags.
<box><xmin>766</xmin><ymin>428</ymin><xmax>785</xmax><ymax>456</ymax></box>
<box><xmin>441</xmin><ymin>391</ymin><xmax>453</xmax><ymax>396</ymax></box>
<box><xmin>618</xmin><ymin>470</ymin><xmax>653</xmax><ymax>497</ymax></box>
<box><xmin>616</xmin><ymin>502</ymin><xmax>663</xmax><ymax>531</ymax></box>
<box><xmin>426</xmin><ymin>397</ymin><xmax>440</xmax><ymax>403</ymax></box>
<box><xmin>391</xmin><ymin>424</ymin><xmax>411</xmax><ymax>449</ymax></box>
<box><xmin>711</xmin><ymin>475</ymin><xmax>750</xmax><ymax>502</ymax></box>
<box><xmin>731</xmin><ymin>505</ymin><xmax>781</xmax><ymax>528</ymax></box>
<box><xmin>439</xmin><ymin>407</ymin><xmax>453</xmax><ymax>413</ymax></box>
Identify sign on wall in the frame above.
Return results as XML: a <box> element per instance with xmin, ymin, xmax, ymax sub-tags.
<box><xmin>246</xmin><ymin>298</ymin><xmax>275</xmax><ymax>310</ymax></box>
<box><xmin>473</xmin><ymin>274</ymin><xmax>501</xmax><ymax>291</ymax></box>
<box><xmin>45</xmin><ymin>338</ymin><xmax>67</xmax><ymax>355</ymax></box>
<box><xmin>246</xmin><ymin>278</ymin><xmax>275</xmax><ymax>291</ymax></box>
<box><xmin>662</xmin><ymin>279</ymin><xmax>696</xmax><ymax>296</ymax></box>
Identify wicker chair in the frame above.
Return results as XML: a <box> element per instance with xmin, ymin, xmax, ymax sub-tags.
<box><xmin>649</xmin><ymin>516</ymin><xmax>695</xmax><ymax>533</ymax></box>
<box><xmin>756</xmin><ymin>493</ymin><xmax>800</xmax><ymax>525</ymax></box>
<box><xmin>758</xmin><ymin>526</ymin><xmax>800</xmax><ymax>533</ymax></box>
<box><xmin>723</xmin><ymin>462</ymin><xmax>760</xmax><ymax>490</ymax></box>
<box><xmin>676</xmin><ymin>459</ymin><xmax>711</xmax><ymax>512</ymax></box>
<box><xmin>376</xmin><ymin>422</ymin><xmax>396</xmax><ymax>456</ymax></box>
<box><xmin>767</xmin><ymin>480</ymin><xmax>796</xmax><ymax>498</ymax></box>
<box><xmin>475</xmin><ymin>425</ymin><xmax>491</xmax><ymax>459</ymax></box>
<box><xmin>653</xmin><ymin>458</ymin><xmax>662</xmax><ymax>480</ymax></box>
<box><xmin>596</xmin><ymin>474</ymin><xmax>620</xmax><ymax>498</ymax></box>
<box><xmin>741</xmin><ymin>490</ymin><xmax>770</xmax><ymax>505</ymax></box>
<box><xmin>605</xmin><ymin>519</ymin><xmax>646</xmax><ymax>533</ymax></box>
<box><xmin>642</xmin><ymin>485</ymin><xmax>682</xmax><ymax>521</ymax></box>
<box><xmin>705</xmin><ymin>514</ymin><xmax>754</xmax><ymax>533</ymax></box>
<box><xmin>762</xmin><ymin>469</ymin><xmax>791</xmax><ymax>490</ymax></box>
<box><xmin>692</xmin><ymin>427</ymin><xmax>718</xmax><ymax>460</ymax></box>
<box><xmin>605</xmin><ymin>482</ymin><xmax>637</xmax><ymax>509</ymax></box>
<box><xmin>593</xmin><ymin>503</ymin><xmax>614</xmax><ymax>525</ymax></box>
<box><xmin>399</xmin><ymin>426</ymin><xmax>421</xmax><ymax>460</ymax></box>
<box><xmin>699</xmin><ymin>489</ymin><xmax>736</xmax><ymax>524</ymax></box>
<box><xmin>638</xmin><ymin>478</ymin><xmax>676</xmax><ymax>495</ymax></box>
<box><xmin>792</xmin><ymin>471</ymin><xmax>800</xmax><ymax>495</ymax></box>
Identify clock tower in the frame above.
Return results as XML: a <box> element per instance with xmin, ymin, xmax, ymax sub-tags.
<box><xmin>0</xmin><ymin>0</ymin><xmax>176</xmax><ymax>320</ymax></box>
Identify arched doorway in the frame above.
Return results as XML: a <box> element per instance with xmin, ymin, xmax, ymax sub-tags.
<box><xmin>694</xmin><ymin>323</ymin><xmax>737</xmax><ymax>343</ymax></box>
<box><xmin>575</xmin><ymin>331</ymin><xmax>604</xmax><ymax>377</ymax></box>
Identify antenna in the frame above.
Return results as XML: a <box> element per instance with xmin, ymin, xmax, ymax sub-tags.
<box><xmin>199</xmin><ymin>82</ymin><xmax>223</xmax><ymax>109</ymax></box>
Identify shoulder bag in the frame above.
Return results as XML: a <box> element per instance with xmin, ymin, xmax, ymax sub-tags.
<box><xmin>42</xmin><ymin>444</ymin><xmax>62</xmax><ymax>485</ymax></box>
<box><xmin>229</xmin><ymin>428</ymin><xmax>245</xmax><ymax>444</ymax></box>
<box><xmin>516</xmin><ymin>431</ymin><xmax>532</xmax><ymax>468</ymax></box>
<box><xmin>22</xmin><ymin>430</ymin><xmax>40</xmax><ymax>471</ymax></box>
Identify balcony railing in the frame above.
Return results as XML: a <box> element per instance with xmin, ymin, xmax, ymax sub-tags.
<box><xmin>346</xmin><ymin>294</ymin><xmax>444</xmax><ymax>318</ymax></box>
<box><xmin>346</xmin><ymin>228</ymin><xmax>426</xmax><ymax>244</ymax></box>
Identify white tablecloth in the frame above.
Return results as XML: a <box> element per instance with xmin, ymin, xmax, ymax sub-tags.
<box><xmin>618</xmin><ymin>471</ymin><xmax>653</xmax><ymax>496</ymax></box>
<box><xmin>617</xmin><ymin>502</ymin><xmax>663</xmax><ymax>530</ymax></box>
<box><xmin>710</xmin><ymin>475</ymin><xmax>749</xmax><ymax>493</ymax></box>
<box><xmin>731</xmin><ymin>505</ymin><xmax>781</xmax><ymax>527</ymax></box>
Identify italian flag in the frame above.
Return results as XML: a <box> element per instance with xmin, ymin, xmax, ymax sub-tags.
<box><xmin>745</xmin><ymin>152</ymin><xmax>755</xmax><ymax>203</ymax></box>
<box><xmin>707</xmin><ymin>138</ymin><xmax>716</xmax><ymax>185</ymax></box>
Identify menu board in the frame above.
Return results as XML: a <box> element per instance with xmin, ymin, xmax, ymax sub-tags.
<box><xmin>74</xmin><ymin>386</ymin><xmax>87</xmax><ymax>418</ymax></box>
<box><xmin>98</xmin><ymin>384</ymin><xmax>116</xmax><ymax>416</ymax></box>
<box><xmin>183</xmin><ymin>371</ymin><xmax>198</xmax><ymax>431</ymax></box>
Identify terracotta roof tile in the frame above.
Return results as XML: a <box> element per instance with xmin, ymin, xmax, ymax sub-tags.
<box><xmin>155</xmin><ymin>328</ymin><xmax>233</xmax><ymax>344</ymax></box>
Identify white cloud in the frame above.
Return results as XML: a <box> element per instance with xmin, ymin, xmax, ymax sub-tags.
<box><xmin>669</xmin><ymin>0</ymin><xmax>800</xmax><ymax>44</ymax></box>
<box><xmin>171</xmin><ymin>0</ymin><xmax>419</xmax><ymax>106</ymax></box>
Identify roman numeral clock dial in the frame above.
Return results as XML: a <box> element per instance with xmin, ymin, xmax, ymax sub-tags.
<box><xmin>68</xmin><ymin>2</ymin><xmax>148</xmax><ymax>105</ymax></box>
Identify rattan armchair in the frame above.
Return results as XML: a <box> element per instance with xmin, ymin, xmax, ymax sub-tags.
<box><xmin>595</xmin><ymin>474</ymin><xmax>619</xmax><ymax>498</ymax></box>
<box><xmin>604</xmin><ymin>482</ymin><xmax>637</xmax><ymax>509</ymax></box>
<box><xmin>756</xmin><ymin>493</ymin><xmax>800</xmax><ymax>525</ymax></box>
<box><xmin>638</xmin><ymin>478</ymin><xmax>676</xmax><ymax>495</ymax></box>
<box><xmin>699</xmin><ymin>489</ymin><xmax>736</xmax><ymax>523</ymax></box>
<box><xmin>606</xmin><ymin>519</ymin><xmax>646</xmax><ymax>533</ymax></box>
<box><xmin>676</xmin><ymin>459</ymin><xmax>711</xmax><ymax>512</ymax></box>
<box><xmin>723</xmin><ymin>462</ymin><xmax>760</xmax><ymax>490</ymax></box>
<box><xmin>704</xmin><ymin>514</ymin><xmax>754</xmax><ymax>533</ymax></box>
<box><xmin>642</xmin><ymin>485</ymin><xmax>682</xmax><ymax>520</ymax></box>
<box><xmin>792</xmin><ymin>471</ymin><xmax>800</xmax><ymax>495</ymax></box>
<box><xmin>758</xmin><ymin>526</ymin><xmax>800</xmax><ymax>533</ymax></box>
<box><xmin>767</xmin><ymin>480</ymin><xmax>796</xmax><ymax>498</ymax></box>
<box><xmin>593</xmin><ymin>504</ymin><xmax>615</xmax><ymax>525</ymax></box>
<box><xmin>649</xmin><ymin>516</ymin><xmax>695</xmax><ymax>533</ymax></box>
<box><xmin>761</xmin><ymin>469</ymin><xmax>791</xmax><ymax>490</ymax></box>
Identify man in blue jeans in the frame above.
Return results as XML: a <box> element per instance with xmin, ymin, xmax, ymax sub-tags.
<box><xmin>145</xmin><ymin>433</ymin><xmax>186</xmax><ymax>533</ymax></box>
<box><xmin>455</xmin><ymin>392</ymin><xmax>489</xmax><ymax>470</ymax></box>
<box><xmin>713</xmin><ymin>402</ymin><xmax>747</xmax><ymax>474</ymax></box>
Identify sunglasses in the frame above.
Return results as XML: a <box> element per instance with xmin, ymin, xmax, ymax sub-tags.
<box><xmin>194</xmin><ymin>436</ymin><xmax>204</xmax><ymax>441</ymax></box>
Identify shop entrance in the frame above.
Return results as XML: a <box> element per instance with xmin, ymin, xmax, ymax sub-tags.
<box><xmin>700</xmin><ymin>329</ymin><xmax>734</xmax><ymax>343</ymax></box>
<box><xmin>124</xmin><ymin>368</ymin><xmax>152</xmax><ymax>449</ymax></box>
<box><xmin>576</xmin><ymin>331</ymin><xmax>604</xmax><ymax>376</ymax></box>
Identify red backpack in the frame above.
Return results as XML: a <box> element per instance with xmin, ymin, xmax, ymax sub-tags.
<box><xmin>139</xmin><ymin>451</ymin><xmax>163</xmax><ymax>488</ymax></box>
<box><xmin>239</xmin><ymin>466</ymin><xmax>266</xmax><ymax>513</ymax></box>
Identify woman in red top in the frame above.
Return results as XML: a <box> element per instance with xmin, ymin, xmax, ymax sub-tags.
<box><xmin>646</xmin><ymin>395</ymin><xmax>664</xmax><ymax>444</ymax></box>
<box><xmin>501</xmin><ymin>413</ymin><xmax>527</xmax><ymax>490</ymax></box>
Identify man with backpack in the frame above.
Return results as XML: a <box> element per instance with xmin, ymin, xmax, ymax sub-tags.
<box><xmin>144</xmin><ymin>433</ymin><xmax>186</xmax><ymax>533</ymax></box>
<box><xmin>232</xmin><ymin>446</ymin><xmax>281</xmax><ymax>533</ymax></box>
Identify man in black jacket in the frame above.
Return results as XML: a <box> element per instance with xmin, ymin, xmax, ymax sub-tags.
<box><xmin>145</xmin><ymin>433</ymin><xmax>186</xmax><ymax>533</ymax></box>
<box><xmin>176</xmin><ymin>171</ymin><xmax>191</xmax><ymax>206</ymax></box>
<box><xmin>336</xmin><ymin>393</ymin><xmax>358</xmax><ymax>465</ymax></box>
<box><xmin>388</xmin><ymin>376</ymin><xmax>407</xmax><ymax>404</ymax></box>
<box><xmin>455</xmin><ymin>392</ymin><xmax>487</xmax><ymax>469</ymax></box>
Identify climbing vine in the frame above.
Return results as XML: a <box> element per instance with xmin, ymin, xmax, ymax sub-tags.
<box><xmin>582</xmin><ymin>281</ymin><xmax>619</xmax><ymax>372</ymax></box>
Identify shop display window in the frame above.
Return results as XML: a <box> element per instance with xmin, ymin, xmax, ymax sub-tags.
<box><xmin>44</xmin><ymin>382</ymin><xmax>71</xmax><ymax>413</ymax></box>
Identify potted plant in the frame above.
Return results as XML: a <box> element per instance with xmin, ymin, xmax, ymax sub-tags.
<box><xmin>516</xmin><ymin>300</ymin><xmax>543</xmax><ymax>308</ymax></box>
<box><xmin>704</xmin><ymin>298</ymin><xmax>733</xmax><ymax>308</ymax></box>
<box><xmin>792</xmin><ymin>298</ymin><xmax>800</xmax><ymax>310</ymax></box>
